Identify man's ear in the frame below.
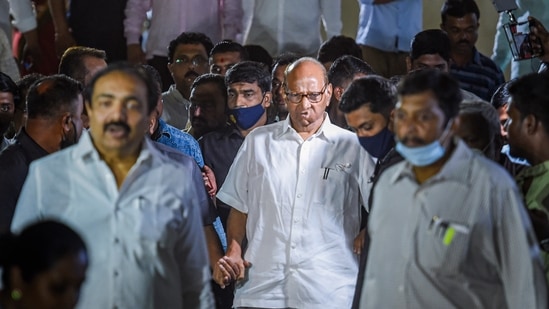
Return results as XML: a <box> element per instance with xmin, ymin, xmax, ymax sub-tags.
<box><xmin>262</xmin><ymin>92</ymin><xmax>272</xmax><ymax>108</ymax></box>
<box><xmin>61</xmin><ymin>112</ymin><xmax>72</xmax><ymax>133</ymax></box>
<box><xmin>405</xmin><ymin>56</ymin><xmax>412</xmax><ymax>73</ymax></box>
<box><xmin>334</xmin><ymin>86</ymin><xmax>344</xmax><ymax>102</ymax></box>
<box><xmin>524</xmin><ymin>114</ymin><xmax>539</xmax><ymax>135</ymax></box>
<box><xmin>450</xmin><ymin>116</ymin><xmax>461</xmax><ymax>134</ymax></box>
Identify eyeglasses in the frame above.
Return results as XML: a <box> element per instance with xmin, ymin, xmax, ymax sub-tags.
<box><xmin>284</xmin><ymin>84</ymin><xmax>328</xmax><ymax>104</ymax></box>
<box><xmin>173</xmin><ymin>56</ymin><xmax>208</xmax><ymax>67</ymax></box>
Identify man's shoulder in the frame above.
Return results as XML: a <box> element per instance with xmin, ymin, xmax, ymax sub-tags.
<box><xmin>0</xmin><ymin>142</ymin><xmax>27</xmax><ymax>168</ymax></box>
<box><xmin>152</xmin><ymin>141</ymin><xmax>197</xmax><ymax>168</ymax></box>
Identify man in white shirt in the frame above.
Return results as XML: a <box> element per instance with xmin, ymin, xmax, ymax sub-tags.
<box><xmin>125</xmin><ymin>0</ymin><xmax>242</xmax><ymax>91</ymax></box>
<box><xmin>242</xmin><ymin>0</ymin><xmax>342</xmax><ymax>57</ymax></box>
<box><xmin>11</xmin><ymin>64</ymin><xmax>213</xmax><ymax>308</ymax></box>
<box><xmin>213</xmin><ymin>57</ymin><xmax>375</xmax><ymax>308</ymax></box>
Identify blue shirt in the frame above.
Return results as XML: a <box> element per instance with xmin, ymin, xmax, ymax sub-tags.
<box><xmin>356</xmin><ymin>0</ymin><xmax>422</xmax><ymax>52</ymax></box>
<box><xmin>154</xmin><ymin>118</ymin><xmax>204</xmax><ymax>168</ymax></box>
<box><xmin>450</xmin><ymin>48</ymin><xmax>506</xmax><ymax>101</ymax></box>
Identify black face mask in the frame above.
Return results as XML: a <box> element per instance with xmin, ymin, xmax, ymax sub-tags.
<box><xmin>60</xmin><ymin>120</ymin><xmax>78</xmax><ymax>149</ymax></box>
<box><xmin>0</xmin><ymin>113</ymin><xmax>13</xmax><ymax>135</ymax></box>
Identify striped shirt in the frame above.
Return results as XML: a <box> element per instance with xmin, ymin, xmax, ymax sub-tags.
<box><xmin>450</xmin><ymin>48</ymin><xmax>505</xmax><ymax>101</ymax></box>
<box><xmin>361</xmin><ymin>140</ymin><xmax>547</xmax><ymax>308</ymax></box>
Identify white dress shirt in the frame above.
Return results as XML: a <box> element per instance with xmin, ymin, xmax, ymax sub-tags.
<box><xmin>242</xmin><ymin>0</ymin><xmax>342</xmax><ymax>57</ymax></box>
<box><xmin>361</xmin><ymin>140</ymin><xmax>548</xmax><ymax>308</ymax></box>
<box><xmin>218</xmin><ymin>115</ymin><xmax>375</xmax><ymax>308</ymax></box>
<box><xmin>124</xmin><ymin>0</ymin><xmax>242</xmax><ymax>59</ymax></box>
<box><xmin>12</xmin><ymin>132</ymin><xmax>213</xmax><ymax>309</ymax></box>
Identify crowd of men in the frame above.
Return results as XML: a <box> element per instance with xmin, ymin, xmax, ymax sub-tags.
<box><xmin>1</xmin><ymin>0</ymin><xmax>549</xmax><ymax>308</ymax></box>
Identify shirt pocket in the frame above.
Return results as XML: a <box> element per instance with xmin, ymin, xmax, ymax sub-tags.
<box><xmin>314</xmin><ymin>167</ymin><xmax>348</xmax><ymax>205</ymax></box>
<box><xmin>417</xmin><ymin>220</ymin><xmax>471</xmax><ymax>276</ymax></box>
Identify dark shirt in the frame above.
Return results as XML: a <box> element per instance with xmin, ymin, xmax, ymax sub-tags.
<box><xmin>69</xmin><ymin>0</ymin><xmax>128</xmax><ymax>62</ymax></box>
<box><xmin>0</xmin><ymin>129</ymin><xmax>49</xmax><ymax>234</ymax></box>
<box><xmin>450</xmin><ymin>48</ymin><xmax>505</xmax><ymax>101</ymax></box>
<box><xmin>199</xmin><ymin>124</ymin><xmax>244</xmax><ymax>228</ymax></box>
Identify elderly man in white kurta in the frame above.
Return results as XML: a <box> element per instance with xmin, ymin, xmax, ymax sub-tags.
<box><xmin>213</xmin><ymin>57</ymin><xmax>375</xmax><ymax>308</ymax></box>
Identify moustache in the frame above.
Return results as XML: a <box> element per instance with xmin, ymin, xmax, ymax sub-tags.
<box><xmin>104</xmin><ymin>121</ymin><xmax>130</xmax><ymax>133</ymax></box>
<box><xmin>457</xmin><ymin>40</ymin><xmax>470</xmax><ymax>45</ymax></box>
<box><xmin>400</xmin><ymin>136</ymin><xmax>426</xmax><ymax>145</ymax></box>
<box><xmin>185</xmin><ymin>70</ymin><xmax>199</xmax><ymax>79</ymax></box>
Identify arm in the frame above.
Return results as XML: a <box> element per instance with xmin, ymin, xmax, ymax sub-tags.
<box><xmin>320</xmin><ymin>0</ymin><xmax>342</xmax><ymax>39</ymax></box>
<box><xmin>221</xmin><ymin>0</ymin><xmax>243</xmax><ymax>41</ymax></box>
<box><xmin>8</xmin><ymin>0</ymin><xmax>41</xmax><ymax>65</ymax></box>
<box><xmin>212</xmin><ymin>207</ymin><xmax>249</xmax><ymax>288</ymax></box>
<box><xmin>47</xmin><ymin>0</ymin><xmax>76</xmax><ymax>58</ymax></box>
<box><xmin>491</xmin><ymin>13</ymin><xmax>512</xmax><ymax>71</ymax></box>
<box><xmin>124</xmin><ymin>0</ymin><xmax>150</xmax><ymax>64</ymax></box>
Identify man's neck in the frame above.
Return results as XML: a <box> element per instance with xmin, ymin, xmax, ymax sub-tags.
<box><xmin>451</xmin><ymin>49</ymin><xmax>474</xmax><ymax>67</ymax></box>
<box><xmin>293</xmin><ymin>115</ymin><xmax>325</xmax><ymax>141</ymax></box>
<box><xmin>95</xmin><ymin>143</ymin><xmax>142</xmax><ymax>189</ymax></box>
<box><xmin>25</xmin><ymin>119</ymin><xmax>61</xmax><ymax>153</ymax></box>
<box><xmin>176</xmin><ymin>84</ymin><xmax>190</xmax><ymax>100</ymax></box>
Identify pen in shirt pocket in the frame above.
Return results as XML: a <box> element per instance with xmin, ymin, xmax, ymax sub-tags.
<box><xmin>429</xmin><ymin>216</ymin><xmax>470</xmax><ymax>246</ymax></box>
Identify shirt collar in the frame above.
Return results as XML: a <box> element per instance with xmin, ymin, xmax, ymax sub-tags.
<box><xmin>17</xmin><ymin>128</ymin><xmax>49</xmax><ymax>158</ymax></box>
<box><xmin>516</xmin><ymin>160</ymin><xmax>549</xmax><ymax>182</ymax></box>
<box><xmin>390</xmin><ymin>139</ymin><xmax>473</xmax><ymax>185</ymax></box>
<box><xmin>167</xmin><ymin>84</ymin><xmax>189</xmax><ymax>104</ymax></box>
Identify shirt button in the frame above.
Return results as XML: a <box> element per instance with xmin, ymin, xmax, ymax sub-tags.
<box><xmin>398</xmin><ymin>285</ymin><xmax>404</xmax><ymax>292</ymax></box>
<box><xmin>114</xmin><ymin>271</ymin><xmax>119</xmax><ymax>277</ymax></box>
<box><xmin>294</xmin><ymin>218</ymin><xmax>300</xmax><ymax>223</ymax></box>
<box><xmin>114</xmin><ymin>237</ymin><xmax>119</xmax><ymax>244</ymax></box>
<box><xmin>291</xmin><ymin>243</ymin><xmax>296</xmax><ymax>249</ymax></box>
<box><xmin>297</xmin><ymin>194</ymin><xmax>302</xmax><ymax>198</ymax></box>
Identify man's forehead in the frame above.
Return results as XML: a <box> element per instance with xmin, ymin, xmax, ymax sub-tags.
<box><xmin>228</xmin><ymin>81</ymin><xmax>260</xmax><ymax>91</ymax></box>
<box><xmin>397</xmin><ymin>91</ymin><xmax>440</xmax><ymax>110</ymax></box>
<box><xmin>93</xmin><ymin>72</ymin><xmax>145</xmax><ymax>97</ymax></box>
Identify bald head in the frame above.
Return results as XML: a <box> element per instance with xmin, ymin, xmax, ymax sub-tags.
<box><xmin>283</xmin><ymin>57</ymin><xmax>332</xmax><ymax>136</ymax></box>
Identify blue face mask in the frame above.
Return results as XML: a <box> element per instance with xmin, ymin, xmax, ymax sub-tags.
<box><xmin>395</xmin><ymin>120</ymin><xmax>453</xmax><ymax>167</ymax></box>
<box><xmin>229</xmin><ymin>102</ymin><xmax>265</xmax><ymax>130</ymax></box>
<box><xmin>358</xmin><ymin>127</ymin><xmax>394</xmax><ymax>159</ymax></box>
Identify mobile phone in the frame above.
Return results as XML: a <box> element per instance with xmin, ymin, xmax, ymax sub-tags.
<box><xmin>503</xmin><ymin>20</ymin><xmax>543</xmax><ymax>61</ymax></box>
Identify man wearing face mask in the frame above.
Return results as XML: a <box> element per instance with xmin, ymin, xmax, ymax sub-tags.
<box><xmin>359</xmin><ymin>69</ymin><xmax>548</xmax><ymax>308</ymax></box>
<box><xmin>0</xmin><ymin>75</ymin><xmax>83</xmax><ymax>234</ymax></box>
<box><xmin>339</xmin><ymin>75</ymin><xmax>404</xmax><ymax>308</ymax></box>
<box><xmin>0</xmin><ymin>72</ymin><xmax>18</xmax><ymax>152</ymax></box>
<box><xmin>199</xmin><ymin>61</ymin><xmax>271</xmax><ymax>233</ymax></box>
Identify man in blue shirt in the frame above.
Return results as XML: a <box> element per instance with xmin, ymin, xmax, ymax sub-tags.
<box><xmin>356</xmin><ymin>0</ymin><xmax>422</xmax><ymax>78</ymax></box>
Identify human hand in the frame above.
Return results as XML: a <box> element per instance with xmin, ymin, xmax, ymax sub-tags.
<box><xmin>127</xmin><ymin>44</ymin><xmax>146</xmax><ymax>64</ymax></box>
<box><xmin>353</xmin><ymin>228</ymin><xmax>367</xmax><ymax>255</ymax></box>
<box><xmin>202</xmin><ymin>165</ymin><xmax>217</xmax><ymax>197</ymax></box>
<box><xmin>528</xmin><ymin>16</ymin><xmax>549</xmax><ymax>62</ymax></box>
<box><xmin>54</xmin><ymin>30</ymin><xmax>76</xmax><ymax>59</ymax></box>
<box><xmin>213</xmin><ymin>255</ymin><xmax>251</xmax><ymax>289</ymax></box>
